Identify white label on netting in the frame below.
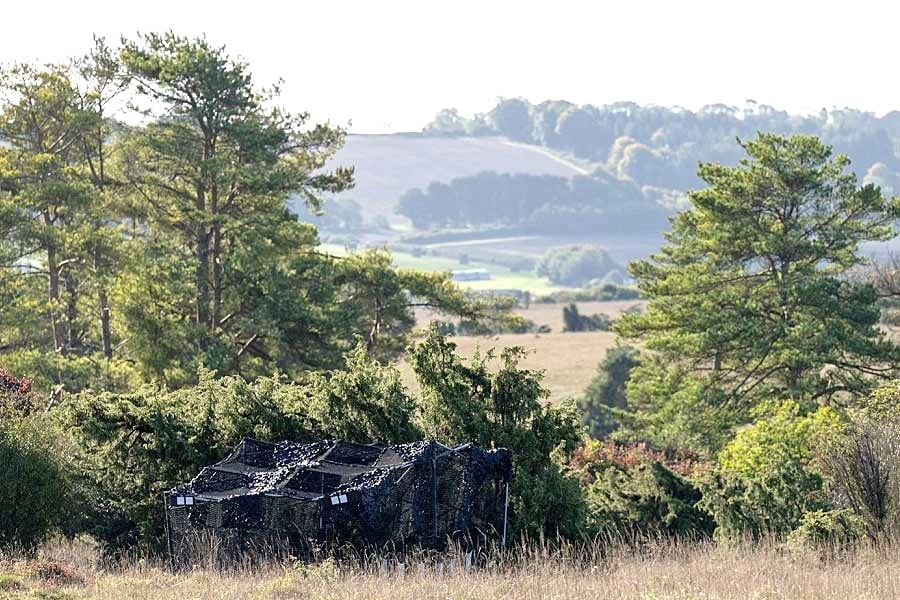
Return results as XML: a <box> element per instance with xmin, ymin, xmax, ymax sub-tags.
<box><xmin>330</xmin><ymin>495</ymin><xmax>340</xmax><ymax>505</ymax></box>
<box><xmin>185</xmin><ymin>496</ymin><xmax>194</xmax><ymax>505</ymax></box>
<box><xmin>176</xmin><ymin>496</ymin><xmax>184</xmax><ymax>505</ymax></box>
<box><xmin>339</xmin><ymin>494</ymin><xmax>348</xmax><ymax>504</ymax></box>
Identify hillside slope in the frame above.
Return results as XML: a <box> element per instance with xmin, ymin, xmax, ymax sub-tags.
<box><xmin>329</xmin><ymin>134</ymin><xmax>591</xmax><ymax>223</ymax></box>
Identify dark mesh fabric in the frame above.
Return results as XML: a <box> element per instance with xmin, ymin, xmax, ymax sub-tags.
<box><xmin>322</xmin><ymin>441</ymin><xmax>384</xmax><ymax>466</ymax></box>
<box><xmin>166</xmin><ymin>438</ymin><xmax>511</xmax><ymax>559</ymax></box>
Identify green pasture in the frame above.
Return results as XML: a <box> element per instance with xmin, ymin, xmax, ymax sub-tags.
<box><xmin>318</xmin><ymin>243</ymin><xmax>565</xmax><ymax>295</ymax></box>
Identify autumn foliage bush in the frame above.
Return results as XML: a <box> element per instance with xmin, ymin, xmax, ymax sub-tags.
<box><xmin>570</xmin><ymin>439</ymin><xmax>707</xmax><ymax>480</ymax></box>
<box><xmin>0</xmin><ymin>367</ymin><xmax>75</xmax><ymax>549</ymax></box>
<box><xmin>0</xmin><ymin>367</ymin><xmax>38</xmax><ymax>415</ymax></box>
<box><xmin>568</xmin><ymin>439</ymin><xmax>714</xmax><ymax>539</ymax></box>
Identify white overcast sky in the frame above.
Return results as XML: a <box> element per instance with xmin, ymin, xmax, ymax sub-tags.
<box><xmin>1</xmin><ymin>0</ymin><xmax>898</xmax><ymax>133</ymax></box>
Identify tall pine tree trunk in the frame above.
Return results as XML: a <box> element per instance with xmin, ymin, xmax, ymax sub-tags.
<box><xmin>98</xmin><ymin>287</ymin><xmax>112</xmax><ymax>359</ymax></box>
<box><xmin>196</xmin><ymin>225</ymin><xmax>211</xmax><ymax>349</ymax></box>
<box><xmin>212</xmin><ymin>222</ymin><xmax>223</xmax><ymax>330</ymax></box>
<box><xmin>211</xmin><ymin>183</ymin><xmax>223</xmax><ymax>331</ymax></box>
<box><xmin>45</xmin><ymin>224</ymin><xmax>64</xmax><ymax>353</ymax></box>
<box><xmin>64</xmin><ymin>270</ymin><xmax>80</xmax><ymax>351</ymax></box>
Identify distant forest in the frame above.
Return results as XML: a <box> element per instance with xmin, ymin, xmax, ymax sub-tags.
<box><xmin>392</xmin><ymin>99</ymin><xmax>900</xmax><ymax>233</ymax></box>
<box><xmin>397</xmin><ymin>171</ymin><xmax>667</xmax><ymax>232</ymax></box>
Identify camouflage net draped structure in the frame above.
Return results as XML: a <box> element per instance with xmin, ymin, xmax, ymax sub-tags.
<box><xmin>165</xmin><ymin>438</ymin><xmax>512</xmax><ymax>558</ymax></box>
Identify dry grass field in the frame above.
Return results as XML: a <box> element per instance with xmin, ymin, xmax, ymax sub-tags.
<box><xmin>4</xmin><ymin>539</ymin><xmax>900</xmax><ymax>599</ymax></box>
<box><xmin>404</xmin><ymin>300</ymin><xmax>645</xmax><ymax>403</ymax></box>
<box><xmin>516</xmin><ymin>300</ymin><xmax>647</xmax><ymax>332</ymax></box>
<box><xmin>399</xmin><ymin>331</ymin><xmax>618</xmax><ymax>403</ymax></box>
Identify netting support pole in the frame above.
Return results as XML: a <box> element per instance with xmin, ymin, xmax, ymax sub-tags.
<box><xmin>319</xmin><ymin>472</ymin><xmax>325</xmax><ymax>531</ymax></box>
<box><xmin>432</xmin><ymin>455</ymin><xmax>438</xmax><ymax>543</ymax></box>
<box><xmin>162</xmin><ymin>493</ymin><xmax>175</xmax><ymax>572</ymax></box>
<box><xmin>501</xmin><ymin>481</ymin><xmax>509</xmax><ymax>553</ymax></box>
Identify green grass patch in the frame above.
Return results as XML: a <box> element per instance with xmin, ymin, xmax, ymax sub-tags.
<box><xmin>392</xmin><ymin>252</ymin><xmax>566</xmax><ymax>295</ymax></box>
<box><xmin>319</xmin><ymin>244</ymin><xmax>567</xmax><ymax>295</ymax></box>
<box><xmin>0</xmin><ymin>574</ymin><xmax>24</xmax><ymax>591</ymax></box>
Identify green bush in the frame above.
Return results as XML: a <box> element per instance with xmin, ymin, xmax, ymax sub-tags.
<box><xmin>561</xmin><ymin>303</ymin><xmax>612</xmax><ymax>332</ymax></box>
<box><xmin>585</xmin><ymin>462</ymin><xmax>714</xmax><ymax>539</ymax></box>
<box><xmin>56</xmin><ymin>345</ymin><xmax>418</xmax><ymax>552</ymax></box>
<box><xmin>535</xmin><ymin>284</ymin><xmax>641</xmax><ymax>304</ymax></box>
<box><xmin>300</xmin><ymin>343</ymin><xmax>421</xmax><ymax>444</ymax></box>
<box><xmin>787</xmin><ymin>509</ymin><xmax>866</xmax><ymax>548</ymax></box>
<box><xmin>0</xmin><ymin>415</ymin><xmax>73</xmax><ymax>548</ymax></box>
<box><xmin>0</xmin><ymin>350</ymin><xmax>141</xmax><ymax>395</ymax></box>
<box><xmin>456</xmin><ymin>317</ymin><xmax>536</xmax><ymax>335</ymax></box>
<box><xmin>411</xmin><ymin>328</ymin><xmax>587</xmax><ymax>539</ymax></box>
<box><xmin>700</xmin><ymin>402</ymin><xmax>841</xmax><ymax>541</ymax></box>
<box><xmin>570</xmin><ymin>440</ymin><xmax>713</xmax><ymax>539</ymax></box>
<box><xmin>579</xmin><ymin>346</ymin><xmax>640</xmax><ymax>438</ymax></box>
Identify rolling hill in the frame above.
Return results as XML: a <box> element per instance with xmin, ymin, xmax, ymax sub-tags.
<box><xmin>328</xmin><ymin>134</ymin><xmax>593</xmax><ymax>225</ymax></box>
<box><xmin>306</xmin><ymin>133</ymin><xmax>671</xmax><ymax>288</ymax></box>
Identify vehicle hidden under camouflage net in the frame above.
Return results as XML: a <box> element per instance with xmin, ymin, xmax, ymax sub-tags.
<box><xmin>165</xmin><ymin>438</ymin><xmax>512</xmax><ymax>556</ymax></box>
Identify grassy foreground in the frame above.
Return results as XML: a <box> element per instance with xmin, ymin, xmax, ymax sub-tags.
<box><xmin>3</xmin><ymin>539</ymin><xmax>900</xmax><ymax>599</ymax></box>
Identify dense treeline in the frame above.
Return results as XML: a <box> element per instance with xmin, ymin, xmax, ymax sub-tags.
<box><xmin>397</xmin><ymin>170</ymin><xmax>668</xmax><ymax>232</ymax></box>
<box><xmin>0</xmin><ymin>35</ymin><xmax>514</xmax><ymax>392</ymax></box>
<box><xmin>404</xmin><ymin>99</ymin><xmax>900</xmax><ymax>239</ymax></box>
<box><xmin>425</xmin><ymin>98</ymin><xmax>900</xmax><ymax>196</ymax></box>
<box><xmin>2</xmin><ymin>332</ymin><xmax>583</xmax><ymax>551</ymax></box>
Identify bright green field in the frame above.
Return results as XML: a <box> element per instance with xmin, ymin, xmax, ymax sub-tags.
<box><xmin>319</xmin><ymin>243</ymin><xmax>566</xmax><ymax>295</ymax></box>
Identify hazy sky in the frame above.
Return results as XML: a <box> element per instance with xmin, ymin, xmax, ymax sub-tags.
<box><xmin>2</xmin><ymin>0</ymin><xmax>898</xmax><ymax>133</ymax></box>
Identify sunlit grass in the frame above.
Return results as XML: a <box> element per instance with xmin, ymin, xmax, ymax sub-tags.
<box><xmin>6</xmin><ymin>536</ymin><xmax>900</xmax><ymax>600</ymax></box>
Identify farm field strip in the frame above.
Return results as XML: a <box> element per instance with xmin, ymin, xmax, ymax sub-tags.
<box><xmin>401</xmin><ymin>331</ymin><xmax>619</xmax><ymax>403</ymax></box>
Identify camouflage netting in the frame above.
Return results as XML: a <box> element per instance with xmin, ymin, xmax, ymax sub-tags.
<box><xmin>165</xmin><ymin>438</ymin><xmax>512</xmax><ymax>558</ymax></box>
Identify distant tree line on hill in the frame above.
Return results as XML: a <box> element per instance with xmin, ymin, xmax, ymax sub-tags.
<box><xmin>396</xmin><ymin>170</ymin><xmax>669</xmax><ymax>232</ymax></box>
<box><xmin>424</xmin><ymin>98</ymin><xmax>900</xmax><ymax>195</ymax></box>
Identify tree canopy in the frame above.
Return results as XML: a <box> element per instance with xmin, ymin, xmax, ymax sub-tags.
<box><xmin>616</xmin><ymin>133</ymin><xmax>900</xmax><ymax>447</ymax></box>
<box><xmin>0</xmin><ymin>35</ymin><xmax>516</xmax><ymax>391</ymax></box>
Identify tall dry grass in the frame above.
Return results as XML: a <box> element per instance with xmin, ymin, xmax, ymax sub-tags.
<box><xmin>3</xmin><ymin>536</ymin><xmax>900</xmax><ymax>599</ymax></box>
